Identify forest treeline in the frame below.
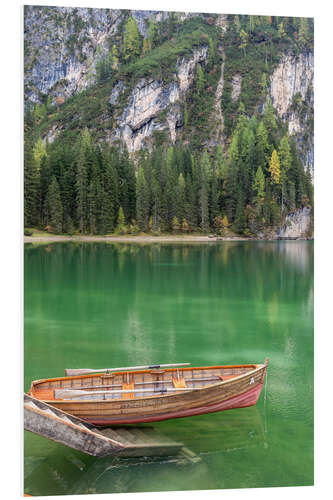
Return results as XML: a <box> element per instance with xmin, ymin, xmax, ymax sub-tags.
<box><xmin>24</xmin><ymin>99</ymin><xmax>313</xmax><ymax>236</ymax></box>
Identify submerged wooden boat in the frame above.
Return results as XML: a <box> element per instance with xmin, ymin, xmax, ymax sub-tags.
<box><xmin>28</xmin><ymin>360</ymin><xmax>269</xmax><ymax>425</ymax></box>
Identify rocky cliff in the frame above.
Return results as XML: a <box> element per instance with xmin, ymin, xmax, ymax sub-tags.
<box><xmin>24</xmin><ymin>7</ymin><xmax>198</xmax><ymax>104</ymax></box>
<box><xmin>109</xmin><ymin>46</ymin><xmax>208</xmax><ymax>152</ymax></box>
<box><xmin>24</xmin><ymin>6</ymin><xmax>120</xmax><ymax>102</ymax></box>
<box><xmin>277</xmin><ymin>207</ymin><xmax>312</xmax><ymax>238</ymax></box>
<box><xmin>270</xmin><ymin>52</ymin><xmax>314</xmax><ymax>176</ymax></box>
<box><xmin>24</xmin><ymin>7</ymin><xmax>314</xmax><ymax>176</ymax></box>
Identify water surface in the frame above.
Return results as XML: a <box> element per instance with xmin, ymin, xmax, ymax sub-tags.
<box><xmin>24</xmin><ymin>241</ymin><xmax>313</xmax><ymax>495</ymax></box>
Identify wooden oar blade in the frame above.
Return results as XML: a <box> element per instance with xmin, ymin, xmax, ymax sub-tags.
<box><xmin>65</xmin><ymin>363</ymin><xmax>190</xmax><ymax>377</ymax></box>
<box><xmin>65</xmin><ymin>368</ymin><xmax>96</xmax><ymax>376</ymax></box>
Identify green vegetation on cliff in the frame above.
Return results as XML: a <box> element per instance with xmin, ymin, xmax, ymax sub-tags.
<box><xmin>24</xmin><ymin>11</ymin><xmax>313</xmax><ymax>236</ymax></box>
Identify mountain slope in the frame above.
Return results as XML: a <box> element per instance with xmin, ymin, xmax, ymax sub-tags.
<box><xmin>24</xmin><ymin>8</ymin><xmax>314</xmax><ymax>237</ymax></box>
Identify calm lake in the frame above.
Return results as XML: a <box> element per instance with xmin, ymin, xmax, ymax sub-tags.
<box><xmin>24</xmin><ymin>241</ymin><xmax>313</xmax><ymax>495</ymax></box>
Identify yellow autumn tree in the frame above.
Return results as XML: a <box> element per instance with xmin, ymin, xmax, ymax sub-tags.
<box><xmin>268</xmin><ymin>149</ymin><xmax>280</xmax><ymax>184</ymax></box>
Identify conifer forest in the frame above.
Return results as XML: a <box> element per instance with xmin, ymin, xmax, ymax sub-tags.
<box><xmin>24</xmin><ymin>9</ymin><xmax>314</xmax><ymax>237</ymax></box>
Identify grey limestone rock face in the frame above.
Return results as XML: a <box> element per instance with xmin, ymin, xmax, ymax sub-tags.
<box><xmin>24</xmin><ymin>7</ymin><xmax>201</xmax><ymax>105</ymax></box>
<box><xmin>277</xmin><ymin>207</ymin><xmax>312</xmax><ymax>238</ymax></box>
<box><xmin>269</xmin><ymin>52</ymin><xmax>314</xmax><ymax>177</ymax></box>
<box><xmin>270</xmin><ymin>53</ymin><xmax>314</xmax><ymax>119</ymax></box>
<box><xmin>24</xmin><ymin>6</ymin><xmax>121</xmax><ymax>102</ymax></box>
<box><xmin>111</xmin><ymin>46</ymin><xmax>208</xmax><ymax>152</ymax></box>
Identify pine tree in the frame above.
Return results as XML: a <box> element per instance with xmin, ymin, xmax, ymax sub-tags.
<box><xmin>199</xmin><ymin>151</ymin><xmax>211</xmax><ymax>232</ymax></box>
<box><xmin>225</xmin><ymin>131</ymin><xmax>240</xmax><ymax>222</ymax></box>
<box><xmin>175</xmin><ymin>173</ymin><xmax>186</xmax><ymax>224</ymax></box>
<box><xmin>207</xmin><ymin>37</ymin><xmax>215</xmax><ymax>69</ymax></box>
<box><xmin>75</xmin><ymin>131</ymin><xmax>90</xmax><ymax>233</ymax></box>
<box><xmin>255</xmin><ymin>121</ymin><xmax>271</xmax><ymax>172</ymax></box>
<box><xmin>263</xmin><ymin>97</ymin><xmax>278</xmax><ymax>144</ymax></box>
<box><xmin>136</xmin><ymin>167</ymin><xmax>149</xmax><ymax>231</ymax></box>
<box><xmin>39</xmin><ymin>154</ymin><xmax>51</xmax><ymax>225</ymax></box>
<box><xmin>234</xmin><ymin>187</ymin><xmax>246</xmax><ymax>233</ymax></box>
<box><xmin>210</xmin><ymin>171</ymin><xmax>219</xmax><ymax>226</ymax></box>
<box><xmin>185</xmin><ymin>173</ymin><xmax>196</xmax><ymax>231</ymax></box>
<box><xmin>103</xmin><ymin>157</ymin><xmax>119</xmax><ymax>232</ymax></box>
<box><xmin>278</xmin><ymin>135</ymin><xmax>292</xmax><ymax>209</ymax></box>
<box><xmin>122</xmin><ymin>17</ymin><xmax>141</xmax><ymax>63</ymax></box>
<box><xmin>44</xmin><ymin>176</ymin><xmax>63</xmax><ymax>233</ymax></box>
<box><xmin>116</xmin><ymin>206</ymin><xmax>126</xmax><ymax>233</ymax></box>
<box><xmin>253</xmin><ymin>166</ymin><xmax>265</xmax><ymax>205</ymax></box>
<box><xmin>239</xmin><ymin>124</ymin><xmax>255</xmax><ymax>201</ymax></box>
<box><xmin>147</xmin><ymin>21</ymin><xmax>158</xmax><ymax>50</ymax></box>
<box><xmin>24</xmin><ymin>138</ymin><xmax>39</xmax><ymax>227</ymax></box>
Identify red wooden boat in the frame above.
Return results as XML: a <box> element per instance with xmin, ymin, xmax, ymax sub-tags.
<box><xmin>28</xmin><ymin>360</ymin><xmax>269</xmax><ymax>425</ymax></box>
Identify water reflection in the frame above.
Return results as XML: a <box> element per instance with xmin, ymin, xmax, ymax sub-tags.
<box><xmin>24</xmin><ymin>241</ymin><xmax>313</xmax><ymax>493</ymax></box>
<box><xmin>24</xmin><ymin>407</ymin><xmax>265</xmax><ymax>496</ymax></box>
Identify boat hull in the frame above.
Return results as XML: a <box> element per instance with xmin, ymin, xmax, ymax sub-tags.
<box><xmin>85</xmin><ymin>383</ymin><xmax>263</xmax><ymax>425</ymax></box>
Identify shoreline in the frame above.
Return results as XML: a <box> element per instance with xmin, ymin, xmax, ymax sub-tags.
<box><xmin>24</xmin><ymin>234</ymin><xmax>312</xmax><ymax>243</ymax></box>
<box><xmin>24</xmin><ymin>235</ymin><xmax>248</xmax><ymax>243</ymax></box>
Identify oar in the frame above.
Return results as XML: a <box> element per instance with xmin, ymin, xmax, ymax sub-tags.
<box><xmin>55</xmin><ymin>387</ymin><xmax>196</xmax><ymax>399</ymax></box>
<box><xmin>65</xmin><ymin>363</ymin><xmax>190</xmax><ymax>377</ymax></box>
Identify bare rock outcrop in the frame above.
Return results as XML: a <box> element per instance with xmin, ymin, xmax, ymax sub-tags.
<box><xmin>111</xmin><ymin>46</ymin><xmax>208</xmax><ymax>152</ymax></box>
<box><xmin>277</xmin><ymin>207</ymin><xmax>312</xmax><ymax>239</ymax></box>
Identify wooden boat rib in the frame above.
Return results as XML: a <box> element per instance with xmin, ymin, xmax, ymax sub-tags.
<box><xmin>28</xmin><ymin>360</ymin><xmax>269</xmax><ymax>425</ymax></box>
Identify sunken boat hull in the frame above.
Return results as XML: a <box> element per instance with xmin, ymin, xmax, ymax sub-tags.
<box><xmin>28</xmin><ymin>362</ymin><xmax>268</xmax><ymax>425</ymax></box>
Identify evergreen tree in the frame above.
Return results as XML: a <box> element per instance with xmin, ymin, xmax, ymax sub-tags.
<box><xmin>255</xmin><ymin>121</ymin><xmax>271</xmax><ymax>172</ymax></box>
<box><xmin>234</xmin><ymin>187</ymin><xmax>246</xmax><ymax>233</ymax></box>
<box><xmin>24</xmin><ymin>138</ymin><xmax>39</xmax><ymax>227</ymax></box>
<box><xmin>278</xmin><ymin>135</ymin><xmax>292</xmax><ymax>209</ymax></box>
<box><xmin>253</xmin><ymin>166</ymin><xmax>265</xmax><ymax>207</ymax></box>
<box><xmin>75</xmin><ymin>132</ymin><xmax>89</xmax><ymax>233</ymax></box>
<box><xmin>199</xmin><ymin>151</ymin><xmax>211</xmax><ymax>232</ymax></box>
<box><xmin>103</xmin><ymin>158</ymin><xmax>119</xmax><ymax>232</ymax></box>
<box><xmin>39</xmin><ymin>154</ymin><xmax>51</xmax><ymax>225</ymax></box>
<box><xmin>147</xmin><ymin>21</ymin><xmax>158</xmax><ymax>50</ymax></box>
<box><xmin>263</xmin><ymin>97</ymin><xmax>278</xmax><ymax>145</ymax></box>
<box><xmin>207</xmin><ymin>37</ymin><xmax>215</xmax><ymax>69</ymax></box>
<box><xmin>175</xmin><ymin>173</ymin><xmax>186</xmax><ymax>224</ymax></box>
<box><xmin>44</xmin><ymin>176</ymin><xmax>63</xmax><ymax>233</ymax></box>
<box><xmin>136</xmin><ymin>167</ymin><xmax>149</xmax><ymax>231</ymax></box>
<box><xmin>209</xmin><ymin>171</ymin><xmax>219</xmax><ymax>226</ymax></box>
<box><xmin>116</xmin><ymin>206</ymin><xmax>126</xmax><ymax>233</ymax></box>
<box><xmin>122</xmin><ymin>17</ymin><xmax>141</xmax><ymax>63</ymax></box>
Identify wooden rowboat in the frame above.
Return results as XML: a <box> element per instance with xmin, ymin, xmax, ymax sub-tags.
<box><xmin>28</xmin><ymin>360</ymin><xmax>269</xmax><ymax>425</ymax></box>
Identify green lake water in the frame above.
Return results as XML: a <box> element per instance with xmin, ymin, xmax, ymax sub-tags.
<box><xmin>24</xmin><ymin>241</ymin><xmax>313</xmax><ymax>496</ymax></box>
